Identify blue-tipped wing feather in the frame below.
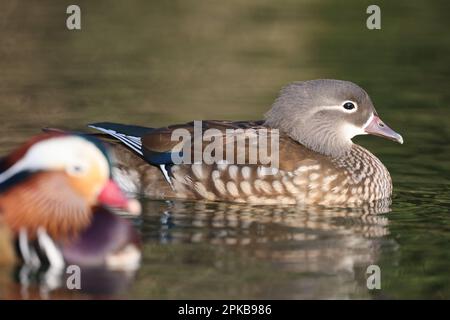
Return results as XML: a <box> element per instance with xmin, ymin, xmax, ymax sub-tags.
<box><xmin>88</xmin><ymin>122</ymin><xmax>179</xmax><ymax>166</ymax></box>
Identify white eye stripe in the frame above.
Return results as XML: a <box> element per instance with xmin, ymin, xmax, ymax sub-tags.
<box><xmin>0</xmin><ymin>136</ymin><xmax>109</xmax><ymax>184</ymax></box>
<box><xmin>318</xmin><ymin>101</ymin><xmax>358</xmax><ymax>113</ymax></box>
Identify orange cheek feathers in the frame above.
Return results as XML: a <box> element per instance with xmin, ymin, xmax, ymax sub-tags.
<box><xmin>66</xmin><ymin>169</ymin><xmax>106</xmax><ymax>206</ymax></box>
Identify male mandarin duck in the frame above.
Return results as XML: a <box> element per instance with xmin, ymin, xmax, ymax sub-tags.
<box><xmin>0</xmin><ymin>133</ymin><xmax>141</xmax><ymax>271</ymax></box>
<box><xmin>88</xmin><ymin>79</ymin><xmax>403</xmax><ymax>206</ymax></box>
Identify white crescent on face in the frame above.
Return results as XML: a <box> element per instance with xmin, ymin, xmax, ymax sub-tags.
<box><xmin>0</xmin><ymin>136</ymin><xmax>110</xmax><ymax>186</ymax></box>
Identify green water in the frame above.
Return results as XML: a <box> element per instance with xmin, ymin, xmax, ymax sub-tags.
<box><xmin>0</xmin><ymin>0</ymin><xmax>449</xmax><ymax>299</ymax></box>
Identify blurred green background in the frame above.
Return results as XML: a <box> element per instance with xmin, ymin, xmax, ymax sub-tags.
<box><xmin>0</xmin><ymin>0</ymin><xmax>449</xmax><ymax>299</ymax></box>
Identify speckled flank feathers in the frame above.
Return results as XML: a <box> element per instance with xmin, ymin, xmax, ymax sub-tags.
<box><xmin>110</xmin><ymin>140</ymin><xmax>392</xmax><ymax>206</ymax></box>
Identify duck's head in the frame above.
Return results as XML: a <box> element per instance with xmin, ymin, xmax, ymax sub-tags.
<box><xmin>0</xmin><ymin>133</ymin><xmax>140</xmax><ymax>239</ymax></box>
<box><xmin>264</xmin><ymin>79</ymin><xmax>403</xmax><ymax>157</ymax></box>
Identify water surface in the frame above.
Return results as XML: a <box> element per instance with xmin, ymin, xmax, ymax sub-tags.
<box><xmin>0</xmin><ymin>0</ymin><xmax>449</xmax><ymax>299</ymax></box>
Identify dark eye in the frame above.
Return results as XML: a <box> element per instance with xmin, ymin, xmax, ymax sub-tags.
<box><xmin>67</xmin><ymin>163</ymin><xmax>87</xmax><ymax>176</ymax></box>
<box><xmin>343</xmin><ymin>102</ymin><xmax>355</xmax><ymax>110</ymax></box>
<box><xmin>72</xmin><ymin>165</ymin><xmax>83</xmax><ymax>173</ymax></box>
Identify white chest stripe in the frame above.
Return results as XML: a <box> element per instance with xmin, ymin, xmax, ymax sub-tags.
<box><xmin>19</xmin><ymin>229</ymin><xmax>41</xmax><ymax>268</ymax></box>
<box><xmin>37</xmin><ymin>228</ymin><xmax>65</xmax><ymax>270</ymax></box>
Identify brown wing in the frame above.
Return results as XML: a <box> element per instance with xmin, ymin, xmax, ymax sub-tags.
<box><xmin>141</xmin><ymin>120</ymin><xmax>325</xmax><ymax>171</ymax></box>
<box><xmin>141</xmin><ymin>120</ymin><xmax>262</xmax><ymax>151</ymax></box>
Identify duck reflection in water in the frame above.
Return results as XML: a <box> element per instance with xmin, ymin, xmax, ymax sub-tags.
<box><xmin>138</xmin><ymin>198</ymin><xmax>395</xmax><ymax>299</ymax></box>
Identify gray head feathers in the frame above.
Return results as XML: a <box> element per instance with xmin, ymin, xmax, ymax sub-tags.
<box><xmin>264</xmin><ymin>79</ymin><xmax>376</xmax><ymax>157</ymax></box>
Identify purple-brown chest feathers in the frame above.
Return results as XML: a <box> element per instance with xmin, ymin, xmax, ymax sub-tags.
<box><xmin>0</xmin><ymin>172</ymin><xmax>92</xmax><ymax>240</ymax></box>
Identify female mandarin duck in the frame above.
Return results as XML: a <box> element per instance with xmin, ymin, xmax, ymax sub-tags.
<box><xmin>88</xmin><ymin>79</ymin><xmax>403</xmax><ymax>206</ymax></box>
<box><xmin>0</xmin><ymin>133</ymin><xmax>141</xmax><ymax>271</ymax></box>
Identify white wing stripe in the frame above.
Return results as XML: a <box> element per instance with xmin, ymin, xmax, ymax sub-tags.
<box><xmin>89</xmin><ymin>125</ymin><xmax>143</xmax><ymax>155</ymax></box>
<box><xmin>114</xmin><ymin>133</ymin><xmax>142</xmax><ymax>149</ymax></box>
<box><xmin>160</xmin><ymin>164</ymin><xmax>174</xmax><ymax>190</ymax></box>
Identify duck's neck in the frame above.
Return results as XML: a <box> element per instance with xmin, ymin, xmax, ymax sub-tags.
<box><xmin>280</xmin><ymin>125</ymin><xmax>353</xmax><ymax>158</ymax></box>
<box><xmin>264</xmin><ymin>117</ymin><xmax>354</xmax><ymax>158</ymax></box>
